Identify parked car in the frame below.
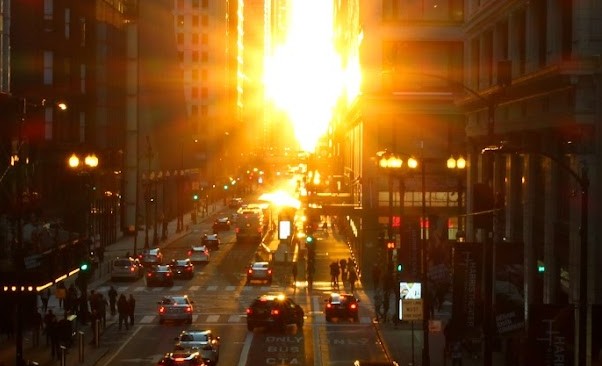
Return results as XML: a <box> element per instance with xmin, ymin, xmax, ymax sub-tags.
<box><xmin>174</xmin><ymin>329</ymin><xmax>220</xmax><ymax>364</ymax></box>
<box><xmin>146</xmin><ymin>265</ymin><xmax>174</xmax><ymax>287</ymax></box>
<box><xmin>158</xmin><ymin>295</ymin><xmax>194</xmax><ymax>324</ymax></box>
<box><xmin>212</xmin><ymin>217</ymin><xmax>231</xmax><ymax>233</ymax></box>
<box><xmin>246</xmin><ymin>293</ymin><xmax>304</xmax><ymax>332</ymax></box>
<box><xmin>111</xmin><ymin>257</ymin><xmax>143</xmax><ymax>281</ymax></box>
<box><xmin>189</xmin><ymin>245</ymin><xmax>210</xmax><ymax>264</ymax></box>
<box><xmin>139</xmin><ymin>248</ymin><xmax>164</xmax><ymax>267</ymax></box>
<box><xmin>324</xmin><ymin>292</ymin><xmax>360</xmax><ymax>322</ymax></box>
<box><xmin>201</xmin><ymin>234</ymin><xmax>220</xmax><ymax>250</ymax></box>
<box><xmin>170</xmin><ymin>259</ymin><xmax>195</xmax><ymax>280</ymax></box>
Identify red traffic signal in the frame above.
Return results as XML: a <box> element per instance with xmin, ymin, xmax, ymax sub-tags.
<box><xmin>386</xmin><ymin>241</ymin><xmax>395</xmax><ymax>249</ymax></box>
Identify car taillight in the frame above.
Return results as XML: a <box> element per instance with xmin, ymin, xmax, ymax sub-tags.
<box><xmin>271</xmin><ymin>309</ymin><xmax>280</xmax><ymax>316</ymax></box>
<box><xmin>130</xmin><ymin>267</ymin><xmax>135</xmax><ymax>272</ymax></box>
<box><xmin>326</xmin><ymin>303</ymin><xmax>332</xmax><ymax>309</ymax></box>
<box><xmin>235</xmin><ymin>228</ymin><xmax>240</xmax><ymax>233</ymax></box>
<box><xmin>186</xmin><ymin>267</ymin><xmax>192</xmax><ymax>271</ymax></box>
<box><xmin>267</xmin><ymin>269</ymin><xmax>272</xmax><ymax>275</ymax></box>
<box><xmin>246</xmin><ymin>308</ymin><xmax>252</xmax><ymax>315</ymax></box>
<box><xmin>350</xmin><ymin>304</ymin><xmax>357</xmax><ymax>310</ymax></box>
<box><xmin>166</xmin><ymin>272</ymin><xmax>171</xmax><ymax>277</ymax></box>
<box><xmin>159</xmin><ymin>306</ymin><xmax>165</xmax><ymax>314</ymax></box>
<box><xmin>147</xmin><ymin>272</ymin><xmax>152</xmax><ymax>277</ymax></box>
<box><xmin>247</xmin><ymin>269</ymin><xmax>253</xmax><ymax>275</ymax></box>
<box><xmin>188</xmin><ymin>250</ymin><xmax>192</xmax><ymax>256</ymax></box>
<box><xmin>185</xmin><ymin>306</ymin><xmax>192</xmax><ymax>313</ymax></box>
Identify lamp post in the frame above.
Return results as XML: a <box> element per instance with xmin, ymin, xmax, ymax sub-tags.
<box><xmin>68</xmin><ymin>153</ymin><xmax>99</xmax><ymax>243</ymax></box>
<box><xmin>483</xmin><ymin>143</ymin><xmax>589</xmax><ymax>366</ymax></box>
<box><xmin>447</xmin><ymin>156</ymin><xmax>466</xmax><ymax>238</ymax></box>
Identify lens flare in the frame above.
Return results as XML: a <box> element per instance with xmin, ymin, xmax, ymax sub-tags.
<box><xmin>264</xmin><ymin>0</ymin><xmax>360</xmax><ymax>152</ymax></box>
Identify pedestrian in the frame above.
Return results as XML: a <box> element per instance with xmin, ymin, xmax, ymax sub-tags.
<box><xmin>31</xmin><ymin>308</ymin><xmax>43</xmax><ymax>347</ymax></box>
<box><xmin>117</xmin><ymin>294</ymin><xmax>129</xmax><ymax>330</ymax></box>
<box><xmin>291</xmin><ymin>263</ymin><xmax>298</xmax><ymax>286</ymax></box>
<box><xmin>55</xmin><ymin>282</ymin><xmax>66</xmax><ymax>309</ymax></box>
<box><xmin>339</xmin><ymin>258</ymin><xmax>348</xmax><ymax>282</ymax></box>
<box><xmin>108</xmin><ymin>286</ymin><xmax>117</xmax><ymax>316</ymax></box>
<box><xmin>40</xmin><ymin>288</ymin><xmax>50</xmax><ymax>313</ymax></box>
<box><xmin>329</xmin><ymin>261</ymin><xmax>340</xmax><ymax>288</ymax></box>
<box><xmin>66</xmin><ymin>284</ymin><xmax>78</xmax><ymax>314</ymax></box>
<box><xmin>97</xmin><ymin>293</ymin><xmax>108</xmax><ymax>329</ymax></box>
<box><xmin>127</xmin><ymin>294</ymin><xmax>136</xmax><ymax>326</ymax></box>
<box><xmin>89</xmin><ymin>309</ymin><xmax>99</xmax><ymax>345</ymax></box>
<box><xmin>348</xmin><ymin>267</ymin><xmax>358</xmax><ymax>292</ymax></box>
<box><xmin>47</xmin><ymin>317</ymin><xmax>59</xmax><ymax>359</ymax></box>
<box><xmin>43</xmin><ymin>309</ymin><xmax>56</xmax><ymax>346</ymax></box>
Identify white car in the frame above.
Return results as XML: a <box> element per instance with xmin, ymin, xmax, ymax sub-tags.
<box><xmin>246</xmin><ymin>261</ymin><xmax>272</xmax><ymax>285</ymax></box>
<box><xmin>189</xmin><ymin>245</ymin><xmax>210</xmax><ymax>264</ymax></box>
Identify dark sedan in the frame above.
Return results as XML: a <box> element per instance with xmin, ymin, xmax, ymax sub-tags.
<box><xmin>324</xmin><ymin>292</ymin><xmax>360</xmax><ymax>322</ymax></box>
<box><xmin>170</xmin><ymin>259</ymin><xmax>195</xmax><ymax>280</ymax></box>
<box><xmin>212</xmin><ymin>217</ymin><xmax>231</xmax><ymax>233</ymax></box>
<box><xmin>146</xmin><ymin>265</ymin><xmax>174</xmax><ymax>287</ymax></box>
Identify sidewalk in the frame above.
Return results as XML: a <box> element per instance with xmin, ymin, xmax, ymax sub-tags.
<box><xmin>0</xmin><ymin>203</ymin><xmax>226</xmax><ymax>366</ymax></box>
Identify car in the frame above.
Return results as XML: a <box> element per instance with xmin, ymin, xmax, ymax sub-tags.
<box><xmin>174</xmin><ymin>329</ymin><xmax>220</xmax><ymax>364</ymax></box>
<box><xmin>157</xmin><ymin>350</ymin><xmax>206</xmax><ymax>365</ymax></box>
<box><xmin>157</xmin><ymin>295</ymin><xmax>194</xmax><ymax>324</ymax></box>
<box><xmin>111</xmin><ymin>257</ymin><xmax>143</xmax><ymax>281</ymax></box>
<box><xmin>212</xmin><ymin>217</ymin><xmax>231</xmax><ymax>233</ymax></box>
<box><xmin>146</xmin><ymin>265</ymin><xmax>174</xmax><ymax>287</ymax></box>
<box><xmin>324</xmin><ymin>292</ymin><xmax>360</xmax><ymax>322</ymax></box>
<box><xmin>189</xmin><ymin>245</ymin><xmax>210</xmax><ymax>264</ymax></box>
<box><xmin>245</xmin><ymin>293</ymin><xmax>304</xmax><ymax>332</ymax></box>
<box><xmin>139</xmin><ymin>247</ymin><xmax>164</xmax><ymax>267</ymax></box>
<box><xmin>201</xmin><ymin>234</ymin><xmax>220</xmax><ymax>250</ymax></box>
<box><xmin>228</xmin><ymin>197</ymin><xmax>243</xmax><ymax>208</ymax></box>
<box><xmin>170</xmin><ymin>258</ymin><xmax>195</xmax><ymax>280</ymax></box>
<box><xmin>246</xmin><ymin>261</ymin><xmax>272</xmax><ymax>285</ymax></box>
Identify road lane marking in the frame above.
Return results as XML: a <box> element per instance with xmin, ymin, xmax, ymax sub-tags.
<box><xmin>229</xmin><ymin>314</ymin><xmax>242</xmax><ymax>322</ymax></box>
<box><xmin>312</xmin><ymin>295</ymin><xmax>323</xmax><ymax>365</ymax></box>
<box><xmin>189</xmin><ymin>285</ymin><xmax>200</xmax><ymax>291</ymax></box>
<box><xmin>237</xmin><ymin>331</ymin><xmax>253</xmax><ymax>366</ymax></box>
<box><xmin>225</xmin><ymin>285</ymin><xmax>236</xmax><ymax>291</ymax></box>
<box><xmin>100</xmin><ymin>324</ymin><xmax>142</xmax><ymax>366</ymax></box>
<box><xmin>206</xmin><ymin>314</ymin><xmax>219</xmax><ymax>322</ymax></box>
<box><xmin>139</xmin><ymin>315</ymin><xmax>155</xmax><ymax>324</ymax></box>
<box><xmin>207</xmin><ymin>285</ymin><xmax>218</xmax><ymax>291</ymax></box>
<box><xmin>170</xmin><ymin>285</ymin><xmax>184</xmax><ymax>291</ymax></box>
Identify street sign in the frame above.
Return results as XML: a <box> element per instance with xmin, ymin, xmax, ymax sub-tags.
<box><xmin>400</xmin><ymin>298</ymin><xmax>423</xmax><ymax>320</ymax></box>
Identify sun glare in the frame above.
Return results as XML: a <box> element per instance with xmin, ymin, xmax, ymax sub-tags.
<box><xmin>264</xmin><ymin>0</ymin><xmax>360</xmax><ymax>153</ymax></box>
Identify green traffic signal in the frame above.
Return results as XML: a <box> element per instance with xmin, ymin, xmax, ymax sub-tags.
<box><xmin>193</xmin><ymin>193</ymin><xmax>199</xmax><ymax>201</ymax></box>
<box><xmin>306</xmin><ymin>235</ymin><xmax>314</xmax><ymax>244</ymax></box>
<box><xmin>396</xmin><ymin>263</ymin><xmax>404</xmax><ymax>272</ymax></box>
<box><xmin>80</xmin><ymin>262</ymin><xmax>90</xmax><ymax>271</ymax></box>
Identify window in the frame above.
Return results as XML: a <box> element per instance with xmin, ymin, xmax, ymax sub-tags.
<box><xmin>192</xmin><ymin>33</ymin><xmax>199</xmax><ymax>44</ymax></box>
<box><xmin>192</xmin><ymin>0</ymin><xmax>199</xmax><ymax>8</ymax></box>
<box><xmin>201</xmin><ymin>52</ymin><xmax>208</xmax><ymax>62</ymax></box>
<box><xmin>191</xmin><ymin>105</ymin><xmax>198</xmax><ymax>116</ymax></box>
<box><xmin>192</xmin><ymin>69</ymin><xmax>199</xmax><ymax>80</ymax></box>
<box><xmin>44</xmin><ymin>0</ymin><xmax>53</xmax><ymax>20</ymax></box>
<box><xmin>202</xmin><ymin>0</ymin><xmax>208</xmax><ymax>8</ymax></box>
<box><xmin>201</xmin><ymin>88</ymin><xmax>208</xmax><ymax>99</ymax></box>
<box><xmin>177</xmin><ymin>15</ymin><xmax>184</xmax><ymax>26</ymax></box>
<box><xmin>201</xmin><ymin>69</ymin><xmax>208</xmax><ymax>81</ymax></box>
<box><xmin>201</xmin><ymin>105</ymin><xmax>208</xmax><ymax>117</ymax></box>
<box><xmin>64</xmin><ymin>8</ymin><xmax>70</xmax><ymax>39</ymax></box>
<box><xmin>178</xmin><ymin>51</ymin><xmax>184</xmax><ymax>63</ymax></box>
<box><xmin>177</xmin><ymin>33</ymin><xmax>184</xmax><ymax>44</ymax></box>
<box><xmin>177</xmin><ymin>0</ymin><xmax>184</xmax><ymax>9</ymax></box>
<box><xmin>192</xmin><ymin>51</ymin><xmax>199</xmax><ymax>62</ymax></box>
<box><xmin>202</xmin><ymin>15</ymin><xmax>208</xmax><ymax>26</ymax></box>
<box><xmin>382</xmin><ymin>0</ymin><xmax>463</xmax><ymax>22</ymax></box>
<box><xmin>201</xmin><ymin>34</ymin><xmax>208</xmax><ymax>45</ymax></box>
<box><xmin>191</xmin><ymin>87</ymin><xmax>199</xmax><ymax>97</ymax></box>
<box><xmin>193</xmin><ymin>15</ymin><xmax>199</xmax><ymax>27</ymax></box>
<box><xmin>43</xmin><ymin>51</ymin><xmax>54</xmax><ymax>85</ymax></box>
<box><xmin>79</xmin><ymin>17</ymin><xmax>86</xmax><ymax>47</ymax></box>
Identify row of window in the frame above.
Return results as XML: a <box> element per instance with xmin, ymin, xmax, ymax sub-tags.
<box><xmin>382</xmin><ymin>0</ymin><xmax>464</xmax><ymax>22</ymax></box>
<box><xmin>176</xmin><ymin>0</ymin><xmax>209</xmax><ymax>10</ymax></box>
<box><xmin>177</xmin><ymin>32</ymin><xmax>209</xmax><ymax>45</ymax></box>
<box><xmin>176</xmin><ymin>14</ymin><xmax>210</xmax><ymax>27</ymax></box>
<box><xmin>178</xmin><ymin>50</ymin><xmax>209</xmax><ymax>63</ymax></box>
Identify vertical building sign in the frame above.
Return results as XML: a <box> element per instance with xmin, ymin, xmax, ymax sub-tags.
<box><xmin>527</xmin><ymin>304</ymin><xmax>574</xmax><ymax>366</ymax></box>
<box><xmin>452</xmin><ymin>242</ymin><xmax>482</xmax><ymax>333</ymax></box>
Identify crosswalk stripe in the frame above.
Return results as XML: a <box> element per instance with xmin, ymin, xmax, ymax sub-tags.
<box><xmin>192</xmin><ymin>314</ymin><xmax>199</xmax><ymax>322</ymax></box>
<box><xmin>189</xmin><ymin>285</ymin><xmax>200</xmax><ymax>291</ymax></box>
<box><xmin>225</xmin><ymin>286</ymin><xmax>236</xmax><ymax>291</ymax></box>
<box><xmin>206</xmin><ymin>315</ymin><xmax>219</xmax><ymax>322</ymax></box>
<box><xmin>229</xmin><ymin>315</ymin><xmax>242</xmax><ymax>323</ymax></box>
<box><xmin>140</xmin><ymin>315</ymin><xmax>155</xmax><ymax>324</ymax></box>
<box><xmin>207</xmin><ymin>285</ymin><xmax>218</xmax><ymax>291</ymax></box>
<box><xmin>134</xmin><ymin>286</ymin><xmax>145</xmax><ymax>292</ymax></box>
<box><xmin>170</xmin><ymin>286</ymin><xmax>184</xmax><ymax>292</ymax></box>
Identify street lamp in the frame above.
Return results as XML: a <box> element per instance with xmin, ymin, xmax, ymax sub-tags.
<box><xmin>482</xmin><ymin>143</ymin><xmax>589</xmax><ymax>366</ymax></box>
<box><xmin>447</xmin><ymin>156</ymin><xmax>466</xmax><ymax>239</ymax></box>
<box><xmin>68</xmin><ymin>153</ymin><xmax>99</xmax><ymax>242</ymax></box>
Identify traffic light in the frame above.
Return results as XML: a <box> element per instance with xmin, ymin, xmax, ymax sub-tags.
<box><xmin>396</xmin><ymin>263</ymin><xmax>404</xmax><ymax>272</ymax></box>
<box><xmin>386</xmin><ymin>241</ymin><xmax>395</xmax><ymax>250</ymax></box>
<box><xmin>80</xmin><ymin>260</ymin><xmax>91</xmax><ymax>272</ymax></box>
<box><xmin>192</xmin><ymin>193</ymin><xmax>199</xmax><ymax>201</ymax></box>
<box><xmin>306</xmin><ymin>235</ymin><xmax>315</xmax><ymax>246</ymax></box>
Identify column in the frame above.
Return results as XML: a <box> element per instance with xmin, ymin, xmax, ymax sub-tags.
<box><xmin>522</xmin><ymin>154</ymin><xmax>537</xmax><ymax>326</ymax></box>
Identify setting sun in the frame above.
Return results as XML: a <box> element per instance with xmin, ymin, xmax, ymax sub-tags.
<box><xmin>264</xmin><ymin>0</ymin><xmax>360</xmax><ymax>153</ymax></box>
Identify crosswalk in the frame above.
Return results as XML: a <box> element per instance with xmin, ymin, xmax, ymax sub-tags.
<box><xmin>132</xmin><ymin>312</ymin><xmax>374</xmax><ymax>325</ymax></box>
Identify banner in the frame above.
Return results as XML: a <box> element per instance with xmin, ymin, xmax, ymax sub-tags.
<box><xmin>527</xmin><ymin>304</ymin><xmax>574</xmax><ymax>366</ymax></box>
<box><xmin>494</xmin><ymin>242</ymin><xmax>525</xmax><ymax>335</ymax></box>
<box><xmin>451</xmin><ymin>242</ymin><xmax>483</xmax><ymax>333</ymax></box>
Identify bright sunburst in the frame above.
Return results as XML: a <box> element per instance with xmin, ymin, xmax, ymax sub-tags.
<box><xmin>264</xmin><ymin>0</ymin><xmax>360</xmax><ymax>152</ymax></box>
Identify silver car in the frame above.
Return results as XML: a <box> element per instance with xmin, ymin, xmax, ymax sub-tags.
<box><xmin>158</xmin><ymin>295</ymin><xmax>194</xmax><ymax>324</ymax></box>
<box><xmin>189</xmin><ymin>245</ymin><xmax>210</xmax><ymax>264</ymax></box>
<box><xmin>246</xmin><ymin>261</ymin><xmax>273</xmax><ymax>285</ymax></box>
<box><xmin>174</xmin><ymin>329</ymin><xmax>221</xmax><ymax>364</ymax></box>
<box><xmin>111</xmin><ymin>257</ymin><xmax>142</xmax><ymax>281</ymax></box>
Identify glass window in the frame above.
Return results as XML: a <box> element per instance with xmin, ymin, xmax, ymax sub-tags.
<box><xmin>192</xmin><ymin>51</ymin><xmax>199</xmax><ymax>62</ymax></box>
<box><xmin>192</xmin><ymin>33</ymin><xmax>199</xmax><ymax>44</ymax></box>
<box><xmin>382</xmin><ymin>0</ymin><xmax>463</xmax><ymax>22</ymax></box>
<box><xmin>43</xmin><ymin>51</ymin><xmax>53</xmax><ymax>85</ymax></box>
<box><xmin>201</xmin><ymin>34</ymin><xmax>208</xmax><ymax>45</ymax></box>
<box><xmin>177</xmin><ymin>15</ymin><xmax>184</xmax><ymax>26</ymax></box>
<box><xmin>202</xmin><ymin>15</ymin><xmax>208</xmax><ymax>26</ymax></box>
<box><xmin>192</xmin><ymin>0</ymin><xmax>199</xmax><ymax>8</ymax></box>
<box><xmin>202</xmin><ymin>0</ymin><xmax>208</xmax><ymax>8</ymax></box>
<box><xmin>64</xmin><ymin>8</ymin><xmax>70</xmax><ymax>39</ymax></box>
<box><xmin>193</xmin><ymin>15</ymin><xmax>199</xmax><ymax>26</ymax></box>
<box><xmin>44</xmin><ymin>0</ymin><xmax>53</xmax><ymax>20</ymax></box>
<box><xmin>177</xmin><ymin>33</ymin><xmax>184</xmax><ymax>44</ymax></box>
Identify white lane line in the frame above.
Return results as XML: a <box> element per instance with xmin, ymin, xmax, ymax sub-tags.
<box><xmin>312</xmin><ymin>295</ymin><xmax>323</xmax><ymax>365</ymax></box>
<box><xmin>100</xmin><ymin>325</ymin><xmax>142</xmax><ymax>366</ymax></box>
<box><xmin>189</xmin><ymin>285</ymin><xmax>200</xmax><ymax>291</ymax></box>
<box><xmin>206</xmin><ymin>315</ymin><xmax>219</xmax><ymax>322</ymax></box>
<box><xmin>237</xmin><ymin>331</ymin><xmax>254</xmax><ymax>366</ymax></box>
<box><xmin>139</xmin><ymin>315</ymin><xmax>155</xmax><ymax>324</ymax></box>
